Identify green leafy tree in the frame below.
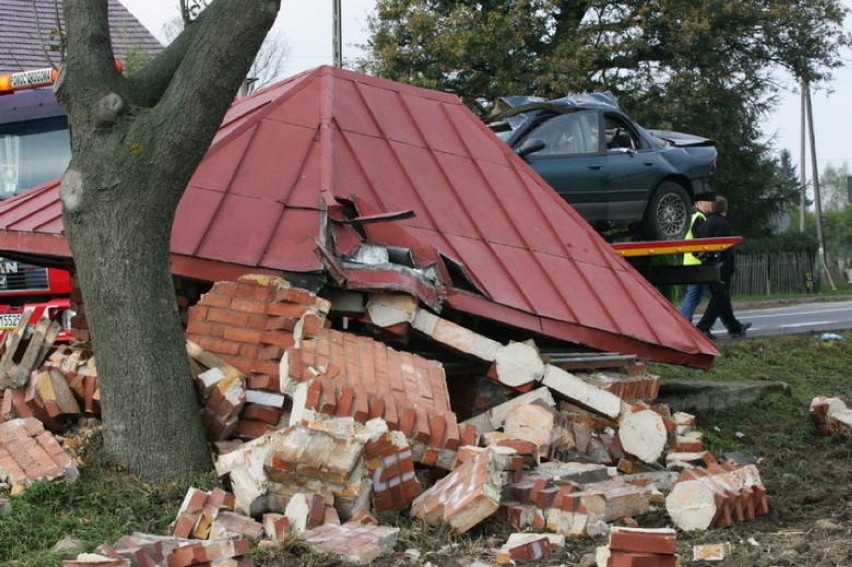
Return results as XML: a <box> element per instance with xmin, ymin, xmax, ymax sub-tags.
<box><xmin>364</xmin><ymin>0</ymin><xmax>849</xmax><ymax>236</ymax></box>
<box><xmin>818</xmin><ymin>162</ymin><xmax>850</xmax><ymax>211</ymax></box>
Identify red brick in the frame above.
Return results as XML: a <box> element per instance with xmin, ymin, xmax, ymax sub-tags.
<box><xmin>300</xmin><ymin>313</ymin><xmax>325</xmax><ymax>338</ymax></box>
<box><xmin>185</xmin><ymin>318</ymin><xmax>217</xmax><ymax>337</ymax></box>
<box><xmin>305</xmin><ymin>380</ymin><xmax>323</xmax><ymax>411</ymax></box>
<box><xmin>399</xmin><ymin>408</ymin><xmax>417</xmax><ymax>438</ymax></box>
<box><xmin>429</xmin><ymin>415</ymin><xmax>447</xmax><ymax>448</ymax></box>
<box><xmin>238</xmin><ymin>343</ymin><xmax>263</xmax><ymax>360</ymax></box>
<box><xmin>265</xmin><ymin>316</ymin><xmax>300</xmax><ymax>332</ymax></box>
<box><xmin>241</xmin><ymin>403</ymin><xmax>283</xmax><ymax>424</ymax></box>
<box><xmin>335</xmin><ymin>386</ymin><xmax>355</xmax><ymax>417</ymax></box>
<box><xmin>308</xmin><ymin>494</ymin><xmax>326</xmax><ymax>529</ymax></box>
<box><xmin>608</xmin><ymin>550</ymin><xmax>678</xmax><ymax>567</ymax></box>
<box><xmin>352</xmin><ymin>389</ymin><xmax>370</xmax><ymax>423</ymax></box>
<box><xmin>274</xmin><ymin>287</ymin><xmax>317</xmax><ymax>305</ymax></box>
<box><xmin>247</xmin><ymin>374</ymin><xmax>281</xmax><ymax>392</ymax></box>
<box><xmin>199</xmin><ymin>292</ymin><xmax>232</xmax><ymax>308</ymax></box>
<box><xmin>266</xmin><ymin>303</ymin><xmax>311</xmax><ymax>318</ymax></box>
<box><xmin>258</xmin><ymin>345</ymin><xmax>286</xmax><ymax>361</ymax></box>
<box><xmin>192</xmin><ymin>337</ymin><xmax>242</xmax><ymax>357</ymax></box>
<box><xmin>368</xmin><ymin>396</ymin><xmax>385</xmax><ymax>420</ymax></box>
<box><xmin>382</xmin><ymin>396</ymin><xmax>399</xmax><ymax>430</ymax></box>
<box><xmin>206</xmin><ymin>307</ymin><xmax>251</xmax><ymax>327</ymax></box>
<box><xmin>251</xmin><ymin>360</ymin><xmax>281</xmax><ymax>376</ymax></box>
<box><xmin>413</xmin><ymin>406</ymin><xmax>431</xmax><ymax>443</ymax></box>
<box><xmin>318</xmin><ymin>382</ymin><xmax>337</xmax><ymax>415</ymax></box>
<box><xmin>260</xmin><ymin>331</ymin><xmax>296</xmax><ymax>348</ymax></box>
<box><xmin>222</xmin><ymin>326</ymin><xmax>265</xmax><ymax>345</ymax></box>
<box><xmin>235</xmin><ymin>419</ymin><xmax>273</xmax><ymax>439</ymax></box>
<box><xmin>459</xmin><ymin>423</ymin><xmax>479</xmax><ymax>447</ymax></box>
<box><xmin>609</xmin><ymin>527</ymin><xmax>677</xmax><ymax>555</ymax></box>
<box><xmin>230</xmin><ymin>298</ymin><xmax>270</xmax><ymax>315</ymax></box>
<box><xmin>245</xmin><ymin>314</ymin><xmax>269</xmax><ymax>329</ymax></box>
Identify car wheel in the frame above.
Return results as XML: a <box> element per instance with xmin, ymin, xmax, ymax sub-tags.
<box><xmin>641</xmin><ymin>182</ymin><xmax>691</xmax><ymax>240</ymax></box>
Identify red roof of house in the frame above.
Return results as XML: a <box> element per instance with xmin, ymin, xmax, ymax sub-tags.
<box><xmin>0</xmin><ymin>66</ymin><xmax>718</xmax><ymax>367</ymax></box>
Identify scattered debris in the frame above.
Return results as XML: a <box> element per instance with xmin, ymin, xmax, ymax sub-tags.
<box><xmin>665</xmin><ymin>463</ymin><xmax>769</xmax><ymax>531</ymax></box>
<box><xmin>692</xmin><ymin>542</ymin><xmax>733</xmax><ymax>562</ymax></box>
<box><xmin>0</xmin><ymin>417</ymin><xmax>78</xmax><ymax>492</ymax></box>
<box><xmin>496</xmin><ymin>532</ymin><xmax>565</xmax><ymax>564</ymax></box>
<box><xmin>2</xmin><ymin>275</ymin><xmax>781</xmax><ymax>564</ymax></box>
<box><xmin>596</xmin><ymin>526</ymin><xmax>679</xmax><ymax>566</ymax></box>
<box><xmin>809</xmin><ymin>396</ymin><xmax>852</xmax><ymax>437</ymax></box>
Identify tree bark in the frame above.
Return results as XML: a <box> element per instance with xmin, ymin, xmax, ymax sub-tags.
<box><xmin>55</xmin><ymin>0</ymin><xmax>279</xmax><ymax>481</ymax></box>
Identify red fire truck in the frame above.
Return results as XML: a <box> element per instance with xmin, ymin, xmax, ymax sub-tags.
<box><xmin>0</xmin><ymin>67</ymin><xmax>77</xmax><ymax>340</ymax></box>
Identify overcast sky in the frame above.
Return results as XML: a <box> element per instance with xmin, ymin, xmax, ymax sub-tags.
<box><xmin>119</xmin><ymin>0</ymin><xmax>852</xmax><ymax>176</ymax></box>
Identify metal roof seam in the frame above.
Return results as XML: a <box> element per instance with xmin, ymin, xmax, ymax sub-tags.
<box><xmin>439</xmin><ymin>104</ymin><xmax>579</xmax><ymax>316</ymax></box>
<box><xmin>384</xmin><ymin>96</ymin><xmax>524</xmax><ymax>298</ymax></box>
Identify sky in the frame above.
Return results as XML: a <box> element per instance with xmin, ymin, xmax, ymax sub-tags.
<box><xmin>120</xmin><ymin>0</ymin><xmax>852</xmax><ymax>178</ymax></box>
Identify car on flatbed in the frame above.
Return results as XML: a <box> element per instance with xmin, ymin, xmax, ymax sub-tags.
<box><xmin>488</xmin><ymin>93</ymin><xmax>717</xmax><ymax>241</ymax></box>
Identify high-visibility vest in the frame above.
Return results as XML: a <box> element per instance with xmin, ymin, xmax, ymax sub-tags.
<box><xmin>683</xmin><ymin>210</ymin><xmax>707</xmax><ymax>266</ymax></box>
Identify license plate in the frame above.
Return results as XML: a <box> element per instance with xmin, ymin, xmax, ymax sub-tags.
<box><xmin>0</xmin><ymin>313</ymin><xmax>22</xmax><ymax>330</ymax></box>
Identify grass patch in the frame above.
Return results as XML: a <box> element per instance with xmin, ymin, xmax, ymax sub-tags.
<box><xmin>0</xmin><ymin>432</ymin><xmax>219</xmax><ymax>565</ymax></box>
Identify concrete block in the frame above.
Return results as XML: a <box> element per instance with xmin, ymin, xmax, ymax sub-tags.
<box><xmin>411</xmin><ymin>448</ymin><xmax>507</xmax><ymax>532</ymax></box>
<box><xmin>541</xmin><ymin>365</ymin><xmax>623</xmax><ymax>419</ymax></box>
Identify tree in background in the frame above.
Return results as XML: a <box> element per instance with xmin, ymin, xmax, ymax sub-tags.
<box><xmin>364</xmin><ymin>0</ymin><xmax>849</xmax><ymax>237</ymax></box>
<box><xmin>800</xmin><ymin>163</ymin><xmax>852</xmax><ymax>282</ymax></box>
<box><xmin>818</xmin><ymin>163</ymin><xmax>850</xmax><ymax>211</ymax></box>
<box><xmin>56</xmin><ymin>0</ymin><xmax>279</xmax><ymax>481</ymax></box>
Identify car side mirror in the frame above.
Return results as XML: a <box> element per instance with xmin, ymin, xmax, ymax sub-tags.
<box><xmin>516</xmin><ymin>137</ymin><xmax>546</xmax><ymax>157</ymax></box>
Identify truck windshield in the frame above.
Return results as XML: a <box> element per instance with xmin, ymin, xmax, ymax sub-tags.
<box><xmin>0</xmin><ymin>115</ymin><xmax>70</xmax><ymax>198</ymax></box>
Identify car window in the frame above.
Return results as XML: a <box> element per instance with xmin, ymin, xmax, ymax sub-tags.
<box><xmin>527</xmin><ymin>111</ymin><xmax>600</xmax><ymax>155</ymax></box>
<box><xmin>605</xmin><ymin>114</ymin><xmax>641</xmax><ymax>151</ymax></box>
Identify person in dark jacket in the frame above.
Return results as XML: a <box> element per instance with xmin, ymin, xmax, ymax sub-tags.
<box><xmin>694</xmin><ymin>196</ymin><xmax>751</xmax><ymax>339</ymax></box>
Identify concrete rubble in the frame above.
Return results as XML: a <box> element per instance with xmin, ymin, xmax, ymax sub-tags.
<box><xmin>0</xmin><ymin>275</ymin><xmax>775</xmax><ymax>565</ymax></box>
<box><xmin>810</xmin><ymin>395</ymin><xmax>852</xmax><ymax>437</ymax></box>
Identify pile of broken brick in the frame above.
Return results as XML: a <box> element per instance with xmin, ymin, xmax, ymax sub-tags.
<box><xmin>0</xmin><ymin>274</ymin><xmax>785</xmax><ymax>566</ymax></box>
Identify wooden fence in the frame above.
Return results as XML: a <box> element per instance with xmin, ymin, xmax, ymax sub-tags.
<box><xmin>732</xmin><ymin>251</ymin><xmax>817</xmax><ymax>295</ymax></box>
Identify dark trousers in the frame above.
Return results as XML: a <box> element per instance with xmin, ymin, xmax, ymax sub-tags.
<box><xmin>696</xmin><ymin>265</ymin><xmax>743</xmax><ymax>334</ymax></box>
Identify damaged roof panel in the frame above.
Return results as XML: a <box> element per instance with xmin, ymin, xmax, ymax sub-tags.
<box><xmin>0</xmin><ymin>66</ymin><xmax>718</xmax><ymax>367</ymax></box>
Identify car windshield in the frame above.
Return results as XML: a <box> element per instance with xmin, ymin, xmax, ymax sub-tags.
<box><xmin>527</xmin><ymin>111</ymin><xmax>599</xmax><ymax>155</ymax></box>
<box><xmin>489</xmin><ymin>112</ymin><xmax>531</xmax><ymax>139</ymax></box>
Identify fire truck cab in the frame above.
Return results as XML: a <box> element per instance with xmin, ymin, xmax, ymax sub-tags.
<box><xmin>0</xmin><ymin>86</ymin><xmax>75</xmax><ymax>340</ymax></box>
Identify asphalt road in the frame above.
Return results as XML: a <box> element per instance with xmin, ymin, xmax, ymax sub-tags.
<box><xmin>705</xmin><ymin>298</ymin><xmax>852</xmax><ymax>339</ymax></box>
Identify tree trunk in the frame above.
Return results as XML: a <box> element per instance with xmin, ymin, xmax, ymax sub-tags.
<box><xmin>56</xmin><ymin>0</ymin><xmax>279</xmax><ymax>481</ymax></box>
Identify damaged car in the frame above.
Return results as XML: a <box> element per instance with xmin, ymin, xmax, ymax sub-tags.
<box><xmin>489</xmin><ymin>93</ymin><xmax>717</xmax><ymax>241</ymax></box>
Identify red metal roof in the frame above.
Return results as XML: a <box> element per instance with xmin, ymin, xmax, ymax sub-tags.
<box><xmin>0</xmin><ymin>66</ymin><xmax>718</xmax><ymax>367</ymax></box>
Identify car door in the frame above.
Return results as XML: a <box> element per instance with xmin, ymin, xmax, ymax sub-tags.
<box><xmin>603</xmin><ymin>113</ymin><xmax>663</xmax><ymax>223</ymax></box>
<box><xmin>520</xmin><ymin>110</ymin><xmax>608</xmax><ymax>222</ymax></box>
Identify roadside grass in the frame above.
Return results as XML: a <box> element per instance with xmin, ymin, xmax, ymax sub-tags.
<box><xmin>0</xmin><ymin>434</ymin><xmax>220</xmax><ymax>566</ymax></box>
<box><xmin>0</xmin><ymin>332</ymin><xmax>848</xmax><ymax>565</ymax></box>
<box><xmin>647</xmin><ymin>332</ymin><xmax>852</xmax><ymax>563</ymax></box>
<box><xmin>648</xmin><ymin>332</ymin><xmax>851</xmax><ymax>455</ymax></box>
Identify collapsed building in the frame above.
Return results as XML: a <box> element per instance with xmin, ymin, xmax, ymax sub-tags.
<box><xmin>0</xmin><ymin>67</ymin><xmax>747</xmax><ymax>565</ymax></box>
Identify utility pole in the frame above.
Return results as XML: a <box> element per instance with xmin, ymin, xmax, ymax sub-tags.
<box><xmin>332</xmin><ymin>0</ymin><xmax>343</xmax><ymax>68</ymax></box>
<box><xmin>799</xmin><ymin>85</ymin><xmax>806</xmax><ymax>232</ymax></box>
<box><xmin>803</xmin><ymin>80</ymin><xmax>837</xmax><ymax>290</ymax></box>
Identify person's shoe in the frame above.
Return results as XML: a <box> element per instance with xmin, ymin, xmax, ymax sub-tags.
<box><xmin>728</xmin><ymin>322</ymin><xmax>752</xmax><ymax>338</ymax></box>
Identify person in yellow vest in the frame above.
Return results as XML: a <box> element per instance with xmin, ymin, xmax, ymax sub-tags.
<box><xmin>679</xmin><ymin>192</ymin><xmax>716</xmax><ymax>321</ymax></box>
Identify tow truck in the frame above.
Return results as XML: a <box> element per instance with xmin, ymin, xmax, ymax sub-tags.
<box><xmin>611</xmin><ymin>236</ymin><xmax>743</xmax><ymax>285</ymax></box>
